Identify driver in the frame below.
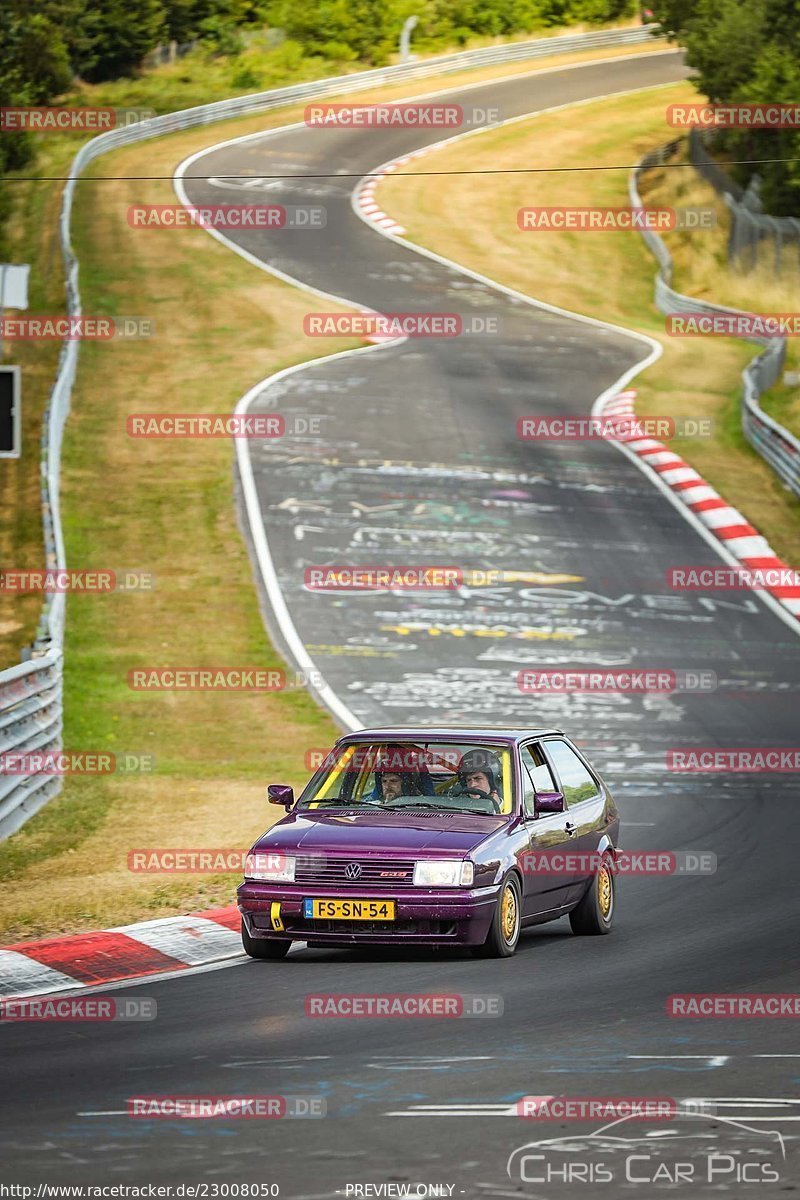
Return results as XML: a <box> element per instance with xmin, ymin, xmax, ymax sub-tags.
<box><xmin>457</xmin><ymin>748</ymin><xmax>503</xmax><ymax>807</ymax></box>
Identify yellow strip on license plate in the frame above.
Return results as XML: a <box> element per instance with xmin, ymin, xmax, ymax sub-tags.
<box><xmin>308</xmin><ymin>898</ymin><xmax>396</xmax><ymax>920</ymax></box>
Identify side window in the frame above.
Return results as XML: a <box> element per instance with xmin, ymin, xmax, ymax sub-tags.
<box><xmin>520</xmin><ymin>744</ymin><xmax>557</xmax><ymax>817</ymax></box>
<box><xmin>545</xmin><ymin>741</ymin><xmax>599</xmax><ymax>808</ymax></box>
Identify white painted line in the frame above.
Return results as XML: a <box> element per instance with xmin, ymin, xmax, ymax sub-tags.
<box><xmin>628</xmin><ymin>1055</ymin><xmax>730</xmax><ymax>1065</ymax></box>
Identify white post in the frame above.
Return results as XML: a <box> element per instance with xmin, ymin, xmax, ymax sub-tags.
<box><xmin>399</xmin><ymin>16</ymin><xmax>419</xmax><ymax>64</ymax></box>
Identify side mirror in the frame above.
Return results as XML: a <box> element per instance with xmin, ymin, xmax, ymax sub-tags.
<box><xmin>267</xmin><ymin>783</ymin><xmax>294</xmax><ymax>808</ymax></box>
<box><xmin>534</xmin><ymin>790</ymin><xmax>565</xmax><ymax>816</ymax></box>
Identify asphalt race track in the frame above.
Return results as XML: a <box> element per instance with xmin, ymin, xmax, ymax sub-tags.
<box><xmin>2</xmin><ymin>50</ymin><xmax>800</xmax><ymax>1195</ymax></box>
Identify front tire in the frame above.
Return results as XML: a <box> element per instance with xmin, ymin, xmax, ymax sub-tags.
<box><xmin>569</xmin><ymin>854</ymin><xmax>615</xmax><ymax>935</ymax></box>
<box><xmin>475</xmin><ymin>873</ymin><xmax>522</xmax><ymax>958</ymax></box>
<box><xmin>242</xmin><ymin>919</ymin><xmax>291</xmax><ymax>959</ymax></box>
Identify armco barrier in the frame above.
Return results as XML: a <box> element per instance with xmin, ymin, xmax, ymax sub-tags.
<box><xmin>689</xmin><ymin>128</ymin><xmax>800</xmax><ymax>276</ymax></box>
<box><xmin>0</xmin><ymin>652</ymin><xmax>63</xmax><ymax>838</ymax></box>
<box><xmin>632</xmin><ymin>144</ymin><xmax>800</xmax><ymax>499</ymax></box>
<box><xmin>0</xmin><ymin>23</ymin><xmax>660</xmax><ymax>839</ymax></box>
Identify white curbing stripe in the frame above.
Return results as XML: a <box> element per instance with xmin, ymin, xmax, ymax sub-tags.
<box><xmin>679</xmin><ymin>484</ymin><xmax>717</xmax><ymax>504</ymax></box>
<box><xmin>0</xmin><ymin>908</ymin><xmax>242</xmax><ymax>1002</ymax></box>
<box><xmin>109</xmin><ymin>915</ymin><xmax>243</xmax><ymax>966</ymax></box>
<box><xmin>595</xmin><ymin>390</ymin><xmax>800</xmax><ymax>621</ymax></box>
<box><xmin>699</xmin><ymin>507</ymin><xmax>747</xmax><ymax>530</ymax></box>
<box><xmin>659</xmin><ymin>467</ymin><xmax>700</xmax><ymax>486</ymax></box>
<box><xmin>0</xmin><ymin>950</ymin><xmax>81</xmax><ymax>999</ymax></box>
<box><xmin>727</xmin><ymin>536</ymin><xmax>773</xmax><ymax>558</ymax></box>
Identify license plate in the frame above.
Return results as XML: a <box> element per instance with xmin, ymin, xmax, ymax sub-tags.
<box><xmin>304</xmin><ymin>898</ymin><xmax>396</xmax><ymax>920</ymax></box>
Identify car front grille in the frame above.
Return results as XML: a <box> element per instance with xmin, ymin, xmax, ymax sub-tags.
<box><xmin>294</xmin><ymin>856</ymin><xmax>417</xmax><ymax>889</ymax></box>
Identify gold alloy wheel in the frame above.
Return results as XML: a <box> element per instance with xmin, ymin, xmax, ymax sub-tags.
<box><xmin>598</xmin><ymin>865</ymin><xmax>613</xmax><ymax>919</ymax></box>
<box><xmin>501</xmin><ymin>882</ymin><xmax>518</xmax><ymax>943</ymax></box>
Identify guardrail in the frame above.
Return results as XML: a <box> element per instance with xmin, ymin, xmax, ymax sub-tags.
<box><xmin>632</xmin><ymin>143</ymin><xmax>800</xmax><ymax>499</ymax></box>
<box><xmin>689</xmin><ymin>129</ymin><xmax>800</xmax><ymax>276</ymax></box>
<box><xmin>0</xmin><ymin>22</ymin><xmax>661</xmax><ymax>839</ymax></box>
<box><xmin>0</xmin><ymin>652</ymin><xmax>63</xmax><ymax>838</ymax></box>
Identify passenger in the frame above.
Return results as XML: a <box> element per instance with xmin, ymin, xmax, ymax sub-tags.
<box><xmin>370</xmin><ymin>745</ymin><xmax>435</xmax><ymax>802</ymax></box>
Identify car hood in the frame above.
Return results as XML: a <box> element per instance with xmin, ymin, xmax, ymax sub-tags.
<box><xmin>253</xmin><ymin>809</ymin><xmax>506</xmax><ymax>857</ymax></box>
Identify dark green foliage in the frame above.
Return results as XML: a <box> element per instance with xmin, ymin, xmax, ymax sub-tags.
<box><xmin>649</xmin><ymin>0</ymin><xmax>800</xmax><ymax>214</ymax></box>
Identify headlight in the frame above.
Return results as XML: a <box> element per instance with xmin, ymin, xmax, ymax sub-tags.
<box><xmin>413</xmin><ymin>859</ymin><xmax>474</xmax><ymax>888</ymax></box>
<box><xmin>244</xmin><ymin>851</ymin><xmax>295</xmax><ymax>882</ymax></box>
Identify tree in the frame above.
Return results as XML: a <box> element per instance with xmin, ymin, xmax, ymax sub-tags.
<box><xmin>73</xmin><ymin>0</ymin><xmax>167</xmax><ymax>81</ymax></box>
<box><xmin>649</xmin><ymin>0</ymin><xmax>800</xmax><ymax>214</ymax></box>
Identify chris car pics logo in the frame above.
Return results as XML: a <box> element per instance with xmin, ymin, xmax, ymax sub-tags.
<box><xmin>506</xmin><ymin>1111</ymin><xmax>785</xmax><ymax>1186</ymax></box>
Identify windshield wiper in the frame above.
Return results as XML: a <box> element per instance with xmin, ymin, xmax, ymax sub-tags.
<box><xmin>387</xmin><ymin>802</ymin><xmax>486</xmax><ymax>813</ymax></box>
<box><xmin>308</xmin><ymin>798</ymin><xmax>382</xmax><ymax>807</ymax></box>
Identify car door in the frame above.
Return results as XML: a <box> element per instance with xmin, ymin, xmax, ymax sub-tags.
<box><xmin>541</xmin><ymin>738</ymin><xmax>607</xmax><ymax>902</ymax></box>
<box><xmin>517</xmin><ymin>741</ymin><xmax>577</xmax><ymax>918</ymax></box>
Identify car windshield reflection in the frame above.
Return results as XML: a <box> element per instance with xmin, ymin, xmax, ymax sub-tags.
<box><xmin>299</xmin><ymin>741</ymin><xmax>514</xmax><ymax>817</ymax></box>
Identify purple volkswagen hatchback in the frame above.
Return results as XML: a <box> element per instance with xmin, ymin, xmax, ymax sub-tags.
<box><xmin>237</xmin><ymin>726</ymin><xmax>620</xmax><ymax>959</ymax></box>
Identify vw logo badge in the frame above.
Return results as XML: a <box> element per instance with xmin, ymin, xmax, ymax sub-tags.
<box><xmin>345</xmin><ymin>862</ymin><xmax>362</xmax><ymax>880</ymax></box>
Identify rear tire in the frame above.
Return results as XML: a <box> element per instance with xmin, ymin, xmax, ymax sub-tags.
<box><xmin>474</xmin><ymin>873</ymin><xmax>522</xmax><ymax>958</ymax></box>
<box><xmin>242</xmin><ymin>920</ymin><xmax>291</xmax><ymax>959</ymax></box>
<box><xmin>569</xmin><ymin>855</ymin><xmax>615</xmax><ymax>935</ymax></box>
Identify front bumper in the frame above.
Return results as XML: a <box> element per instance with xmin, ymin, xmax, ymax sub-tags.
<box><xmin>237</xmin><ymin>882</ymin><xmax>499</xmax><ymax>946</ymax></box>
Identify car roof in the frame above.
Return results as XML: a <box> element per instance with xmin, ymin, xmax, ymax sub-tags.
<box><xmin>337</xmin><ymin>726</ymin><xmax>563</xmax><ymax>745</ymax></box>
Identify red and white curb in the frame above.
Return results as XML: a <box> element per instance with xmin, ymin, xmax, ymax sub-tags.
<box><xmin>354</xmin><ymin>161</ymin><xmax>407</xmax><ymax>237</ymax></box>
<box><xmin>600</xmin><ymin>390</ymin><xmax>800</xmax><ymax>619</ymax></box>
<box><xmin>0</xmin><ymin>905</ymin><xmax>241</xmax><ymax>1001</ymax></box>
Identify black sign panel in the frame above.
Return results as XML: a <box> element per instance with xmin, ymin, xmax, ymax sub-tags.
<box><xmin>0</xmin><ymin>367</ymin><xmax>19</xmax><ymax>456</ymax></box>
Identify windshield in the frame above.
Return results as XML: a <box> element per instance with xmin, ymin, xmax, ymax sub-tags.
<box><xmin>299</xmin><ymin>742</ymin><xmax>514</xmax><ymax>817</ymax></box>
